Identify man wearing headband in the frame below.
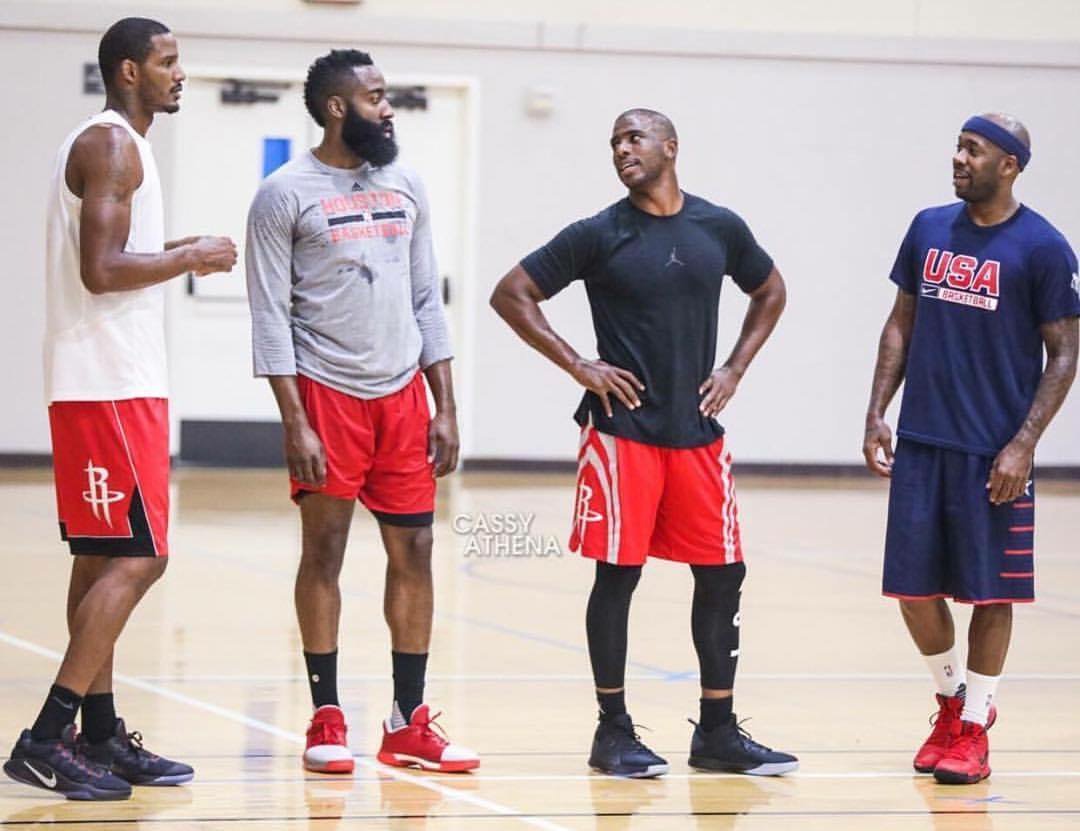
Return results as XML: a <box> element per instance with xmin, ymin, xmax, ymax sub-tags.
<box><xmin>864</xmin><ymin>113</ymin><xmax>1079</xmax><ymax>784</ymax></box>
<box><xmin>491</xmin><ymin>109</ymin><xmax>796</xmax><ymax>778</ymax></box>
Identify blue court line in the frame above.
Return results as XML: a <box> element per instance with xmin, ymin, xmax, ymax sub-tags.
<box><xmin>457</xmin><ymin>558</ymin><xmax>691</xmax><ymax>608</ymax></box>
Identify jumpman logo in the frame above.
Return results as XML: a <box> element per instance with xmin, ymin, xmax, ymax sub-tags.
<box><xmin>665</xmin><ymin>246</ymin><xmax>685</xmax><ymax>268</ymax></box>
<box><xmin>574</xmin><ymin>483</ymin><xmax>604</xmax><ymax>539</ymax></box>
<box><xmin>82</xmin><ymin>460</ymin><xmax>124</xmax><ymax>527</ymax></box>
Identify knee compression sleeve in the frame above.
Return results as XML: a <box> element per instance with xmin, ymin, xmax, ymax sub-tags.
<box><xmin>691</xmin><ymin>562</ymin><xmax>746</xmax><ymax>690</ymax></box>
<box><xmin>586</xmin><ymin>561</ymin><xmax>642</xmax><ymax>688</ymax></box>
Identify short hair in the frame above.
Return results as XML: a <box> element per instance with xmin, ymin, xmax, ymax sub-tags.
<box><xmin>616</xmin><ymin>108</ymin><xmax>678</xmax><ymax>141</ymax></box>
<box><xmin>304</xmin><ymin>49</ymin><xmax>375</xmax><ymax>126</ymax></box>
<box><xmin>98</xmin><ymin>17</ymin><xmax>170</xmax><ymax>91</ymax></box>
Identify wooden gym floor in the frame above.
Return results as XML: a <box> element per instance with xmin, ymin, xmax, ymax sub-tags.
<box><xmin>0</xmin><ymin>467</ymin><xmax>1077</xmax><ymax>829</ymax></box>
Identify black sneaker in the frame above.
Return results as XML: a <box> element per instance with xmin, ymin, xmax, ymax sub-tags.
<box><xmin>3</xmin><ymin>725</ymin><xmax>131</xmax><ymax>800</ymax></box>
<box><xmin>688</xmin><ymin>715</ymin><xmax>798</xmax><ymax>776</ymax></box>
<box><xmin>81</xmin><ymin>718</ymin><xmax>194</xmax><ymax>786</ymax></box>
<box><xmin>588</xmin><ymin>713</ymin><xmax>669</xmax><ymax>778</ymax></box>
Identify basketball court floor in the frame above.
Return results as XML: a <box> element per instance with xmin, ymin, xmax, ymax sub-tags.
<box><xmin>0</xmin><ymin>467</ymin><xmax>1077</xmax><ymax>829</ymax></box>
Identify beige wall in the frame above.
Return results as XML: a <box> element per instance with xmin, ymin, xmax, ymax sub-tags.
<box><xmin>14</xmin><ymin>0</ymin><xmax>1080</xmax><ymax>41</ymax></box>
<box><xmin>2</xmin><ymin>1</ymin><xmax>1080</xmax><ymax>463</ymax></box>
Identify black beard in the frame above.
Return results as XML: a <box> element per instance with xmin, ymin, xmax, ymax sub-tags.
<box><xmin>341</xmin><ymin>104</ymin><xmax>398</xmax><ymax>167</ymax></box>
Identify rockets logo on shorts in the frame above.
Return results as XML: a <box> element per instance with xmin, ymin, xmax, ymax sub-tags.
<box><xmin>920</xmin><ymin>249</ymin><xmax>1001</xmax><ymax>311</ymax></box>
<box><xmin>49</xmin><ymin>399</ymin><xmax>170</xmax><ymax>557</ymax></box>
<box><xmin>82</xmin><ymin>460</ymin><xmax>125</xmax><ymax>527</ymax></box>
<box><xmin>574</xmin><ymin>483</ymin><xmax>604</xmax><ymax>542</ymax></box>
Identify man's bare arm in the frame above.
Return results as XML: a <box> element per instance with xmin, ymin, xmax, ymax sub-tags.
<box><xmin>423</xmin><ymin>359</ymin><xmax>459</xmax><ymax>477</ymax></box>
<box><xmin>489</xmin><ymin>264</ymin><xmax>643</xmax><ymax>417</ymax></box>
<box><xmin>863</xmin><ymin>289</ymin><xmax>916</xmax><ymax>477</ymax></box>
<box><xmin>699</xmin><ymin>267</ymin><xmax>786</xmax><ymax>417</ymax></box>
<box><xmin>69</xmin><ymin>124</ymin><xmax>235</xmax><ymax>294</ymax></box>
<box><xmin>267</xmin><ymin>375</ymin><xmax>325</xmax><ymax>488</ymax></box>
<box><xmin>987</xmin><ymin>316</ymin><xmax>1079</xmax><ymax>504</ymax></box>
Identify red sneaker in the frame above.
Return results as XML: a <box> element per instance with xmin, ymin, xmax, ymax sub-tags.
<box><xmin>933</xmin><ymin>720</ymin><xmax>991</xmax><ymax>784</ymax></box>
<box><xmin>913</xmin><ymin>692</ymin><xmax>996</xmax><ymax>773</ymax></box>
<box><xmin>376</xmin><ymin>705</ymin><xmax>479</xmax><ymax>773</ymax></box>
<box><xmin>303</xmin><ymin>705</ymin><xmax>354</xmax><ymax>774</ymax></box>
<box><xmin>913</xmin><ymin>693</ymin><xmax>963</xmax><ymax>773</ymax></box>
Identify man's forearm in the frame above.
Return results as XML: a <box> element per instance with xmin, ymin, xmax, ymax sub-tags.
<box><xmin>423</xmin><ymin>359</ymin><xmax>456</xmax><ymax>414</ymax></box>
<box><xmin>491</xmin><ymin>284</ymin><xmax>584</xmax><ymax>376</ymax></box>
<box><xmin>83</xmin><ymin>247</ymin><xmax>196</xmax><ymax>294</ymax></box>
<box><xmin>866</xmin><ymin>322</ymin><xmax>909</xmax><ymax>421</ymax></box>
<box><xmin>720</xmin><ymin>271</ymin><xmax>785</xmax><ymax>377</ymax></box>
<box><xmin>1009</xmin><ymin>318</ymin><xmax>1079</xmax><ymax>450</ymax></box>
<box><xmin>165</xmin><ymin>236</ymin><xmax>199</xmax><ymax>251</ymax></box>
<box><xmin>267</xmin><ymin>375</ymin><xmax>310</xmax><ymax>430</ymax></box>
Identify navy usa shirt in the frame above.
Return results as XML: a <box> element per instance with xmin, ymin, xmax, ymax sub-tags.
<box><xmin>521</xmin><ymin>193</ymin><xmax>774</xmax><ymax>448</ymax></box>
<box><xmin>891</xmin><ymin>203</ymin><xmax>1080</xmax><ymax>456</ymax></box>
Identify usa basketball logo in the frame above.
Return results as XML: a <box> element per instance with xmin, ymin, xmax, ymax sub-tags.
<box><xmin>921</xmin><ymin>249</ymin><xmax>1001</xmax><ymax>311</ymax></box>
<box><xmin>82</xmin><ymin>460</ymin><xmax>124</xmax><ymax>527</ymax></box>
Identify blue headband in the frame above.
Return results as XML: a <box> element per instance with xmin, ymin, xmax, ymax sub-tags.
<box><xmin>961</xmin><ymin>116</ymin><xmax>1030</xmax><ymax>170</ymax></box>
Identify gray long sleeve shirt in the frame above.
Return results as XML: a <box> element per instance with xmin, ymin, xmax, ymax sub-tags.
<box><xmin>245</xmin><ymin>151</ymin><xmax>452</xmax><ymax>398</ymax></box>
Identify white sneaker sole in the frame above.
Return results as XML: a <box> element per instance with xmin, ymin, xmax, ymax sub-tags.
<box><xmin>377</xmin><ymin>751</ymin><xmax>479</xmax><ymax>772</ymax></box>
<box><xmin>737</xmin><ymin>760</ymin><xmax>799</xmax><ymax>777</ymax></box>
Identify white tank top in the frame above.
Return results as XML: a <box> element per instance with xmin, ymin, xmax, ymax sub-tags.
<box><xmin>44</xmin><ymin>110</ymin><xmax>168</xmax><ymax>403</ymax></box>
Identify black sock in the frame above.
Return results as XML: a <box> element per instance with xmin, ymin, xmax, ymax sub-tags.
<box><xmin>31</xmin><ymin>684</ymin><xmax>82</xmax><ymax>741</ymax></box>
<box><xmin>304</xmin><ymin>650</ymin><xmax>339</xmax><ymax>708</ymax></box>
<box><xmin>81</xmin><ymin>693</ymin><xmax>117</xmax><ymax>743</ymax></box>
<box><xmin>597</xmin><ymin>690</ymin><xmax>626</xmax><ymax>721</ymax></box>
<box><xmin>700</xmin><ymin>696</ymin><xmax>733</xmax><ymax>731</ymax></box>
<box><xmin>392</xmin><ymin>651</ymin><xmax>428</xmax><ymax>722</ymax></box>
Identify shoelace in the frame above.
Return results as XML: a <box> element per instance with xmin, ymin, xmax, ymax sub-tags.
<box><xmin>414</xmin><ymin>711</ymin><xmax>450</xmax><ymax>745</ymax></box>
<box><xmin>926</xmin><ymin>710</ymin><xmax>952</xmax><ymax>739</ymax></box>
<box><xmin>926</xmin><ymin>697</ymin><xmax>962</xmax><ymax>741</ymax></box>
<box><xmin>65</xmin><ymin>734</ymin><xmax>108</xmax><ymax>777</ymax></box>
<box><xmin>122</xmin><ymin>730</ymin><xmax>160</xmax><ymax>762</ymax></box>
<box><xmin>309</xmin><ymin>719</ymin><xmax>346</xmax><ymax>746</ymax></box>
<box><xmin>734</xmin><ymin>719</ymin><xmax>776</xmax><ymax>754</ymax></box>
<box><xmin>689</xmin><ymin>717</ymin><xmax>775</xmax><ymax>753</ymax></box>
<box><xmin>613</xmin><ymin>720</ymin><xmax>656</xmax><ymax>753</ymax></box>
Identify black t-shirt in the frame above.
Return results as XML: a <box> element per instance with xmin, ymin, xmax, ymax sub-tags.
<box><xmin>520</xmin><ymin>193</ymin><xmax>774</xmax><ymax>448</ymax></box>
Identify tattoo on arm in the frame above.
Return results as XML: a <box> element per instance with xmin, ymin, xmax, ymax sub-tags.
<box><xmin>866</xmin><ymin>290</ymin><xmax>916</xmax><ymax>420</ymax></box>
<box><xmin>1012</xmin><ymin>316</ymin><xmax>1079</xmax><ymax>448</ymax></box>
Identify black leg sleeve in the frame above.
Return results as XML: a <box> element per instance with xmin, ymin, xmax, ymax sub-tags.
<box><xmin>691</xmin><ymin>562</ymin><xmax>747</xmax><ymax>691</ymax></box>
<box><xmin>586</xmin><ymin>561</ymin><xmax>643</xmax><ymax>689</ymax></box>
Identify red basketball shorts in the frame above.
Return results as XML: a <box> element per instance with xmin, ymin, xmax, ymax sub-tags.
<box><xmin>48</xmin><ymin>398</ymin><xmax>170</xmax><ymax>557</ymax></box>
<box><xmin>292</xmin><ymin>373</ymin><xmax>436</xmax><ymax>526</ymax></box>
<box><xmin>569</xmin><ymin>425</ymin><xmax>742</xmax><ymax>566</ymax></box>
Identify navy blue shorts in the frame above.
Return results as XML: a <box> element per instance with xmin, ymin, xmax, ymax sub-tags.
<box><xmin>883</xmin><ymin>439</ymin><xmax>1035</xmax><ymax>604</ymax></box>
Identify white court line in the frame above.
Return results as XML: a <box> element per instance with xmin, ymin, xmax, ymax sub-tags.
<box><xmin>125</xmin><ymin>672</ymin><xmax>1080</xmax><ymax>683</ymax></box>
<box><xmin>447</xmin><ymin>771</ymin><xmax>1080</xmax><ymax>781</ymax></box>
<box><xmin>0</xmin><ymin>629</ymin><xmax>570</xmax><ymax>831</ymax></box>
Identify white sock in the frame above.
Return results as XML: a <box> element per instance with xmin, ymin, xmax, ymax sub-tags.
<box><xmin>389</xmin><ymin>701</ymin><xmax>407</xmax><ymax>730</ymax></box>
<box><xmin>923</xmin><ymin>647</ymin><xmax>965</xmax><ymax>697</ymax></box>
<box><xmin>961</xmin><ymin>670</ymin><xmax>999</xmax><ymax>726</ymax></box>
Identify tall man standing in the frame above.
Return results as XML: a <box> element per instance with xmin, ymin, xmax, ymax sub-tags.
<box><xmin>491</xmin><ymin>109</ymin><xmax>797</xmax><ymax>778</ymax></box>
<box><xmin>246</xmin><ymin>49</ymin><xmax>478</xmax><ymax>774</ymax></box>
<box><xmin>864</xmin><ymin>113</ymin><xmax>1079</xmax><ymax>784</ymax></box>
<box><xmin>3</xmin><ymin>18</ymin><xmax>237</xmax><ymax>800</ymax></box>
